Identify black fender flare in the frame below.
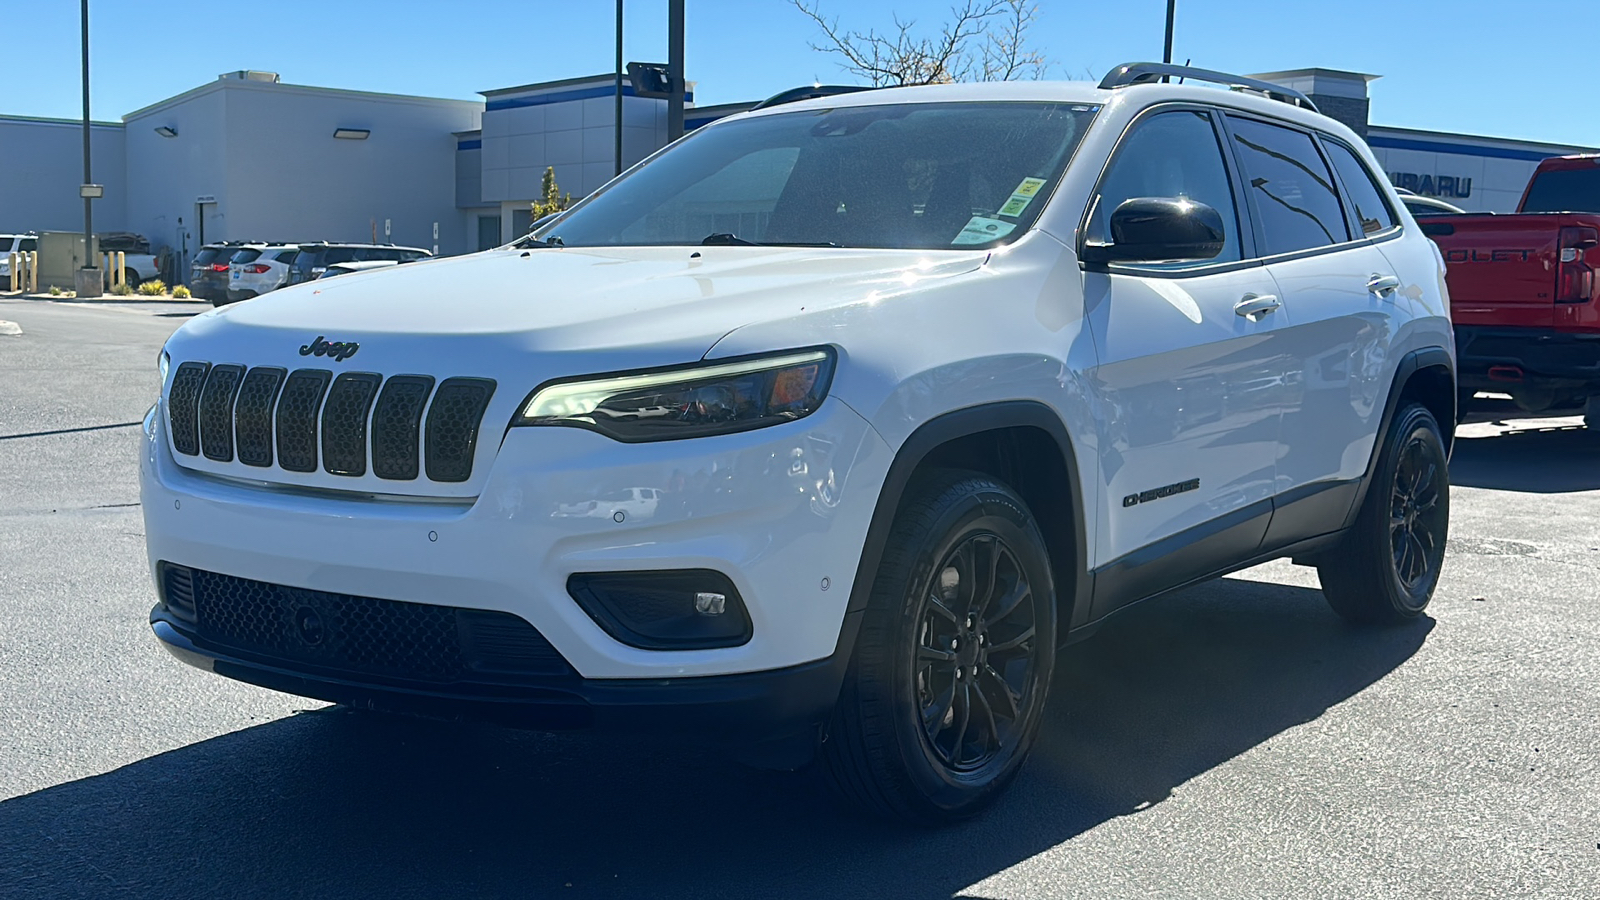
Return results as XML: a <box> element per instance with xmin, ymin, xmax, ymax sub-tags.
<box><xmin>1341</xmin><ymin>346</ymin><xmax>1456</xmax><ymax>530</ymax></box>
<box><xmin>841</xmin><ymin>400</ymin><xmax>1092</xmax><ymax>628</ymax></box>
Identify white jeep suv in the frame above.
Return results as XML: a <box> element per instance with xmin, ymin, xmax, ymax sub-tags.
<box><xmin>142</xmin><ymin>64</ymin><xmax>1455</xmax><ymax>822</ymax></box>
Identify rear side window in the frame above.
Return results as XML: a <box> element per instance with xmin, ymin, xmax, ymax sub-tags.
<box><xmin>274</xmin><ymin>249</ymin><xmax>299</xmax><ymax>263</ymax></box>
<box><xmin>18</xmin><ymin>238</ymin><xmax>36</xmax><ymax>252</ymax></box>
<box><xmin>1227</xmin><ymin>117</ymin><xmax>1350</xmax><ymax>255</ymax></box>
<box><xmin>231</xmin><ymin>249</ymin><xmax>262</xmax><ymax>264</ymax></box>
<box><xmin>1324</xmin><ymin>140</ymin><xmax>1397</xmax><ymax>236</ymax></box>
<box><xmin>1089</xmin><ymin>109</ymin><xmax>1243</xmax><ymax>268</ymax></box>
<box><xmin>1521</xmin><ymin>168</ymin><xmax>1600</xmax><ymax>213</ymax></box>
<box><xmin>324</xmin><ymin>248</ymin><xmax>363</xmax><ymax>265</ymax></box>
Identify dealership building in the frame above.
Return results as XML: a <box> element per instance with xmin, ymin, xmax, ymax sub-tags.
<box><xmin>1</xmin><ymin>66</ymin><xmax>1594</xmax><ymax>280</ymax></box>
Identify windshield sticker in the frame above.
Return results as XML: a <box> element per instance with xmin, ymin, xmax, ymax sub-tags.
<box><xmin>998</xmin><ymin>177</ymin><xmax>1049</xmax><ymax>218</ymax></box>
<box><xmin>952</xmin><ymin>216</ymin><xmax>1017</xmax><ymax>246</ymax></box>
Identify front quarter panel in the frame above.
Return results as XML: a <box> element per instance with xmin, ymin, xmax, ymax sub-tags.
<box><xmin>706</xmin><ymin>228</ymin><xmax>1102</xmax><ymax>567</ymax></box>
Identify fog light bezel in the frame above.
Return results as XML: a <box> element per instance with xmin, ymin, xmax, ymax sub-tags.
<box><xmin>567</xmin><ymin>570</ymin><xmax>753</xmax><ymax>650</ymax></box>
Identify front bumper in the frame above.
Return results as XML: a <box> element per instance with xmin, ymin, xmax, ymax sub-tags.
<box><xmin>151</xmin><ymin>612</ymin><xmax>856</xmax><ymax>760</ymax></box>
<box><xmin>141</xmin><ymin>397</ymin><xmax>889</xmax><ymax>681</ymax></box>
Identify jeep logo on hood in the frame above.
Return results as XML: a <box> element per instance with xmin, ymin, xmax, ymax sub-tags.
<box><xmin>299</xmin><ymin>335</ymin><xmax>359</xmax><ymax>362</ymax></box>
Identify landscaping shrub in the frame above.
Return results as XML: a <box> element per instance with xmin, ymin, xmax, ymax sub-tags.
<box><xmin>136</xmin><ymin>280</ymin><xmax>167</xmax><ymax>296</ymax></box>
<box><xmin>171</xmin><ymin>285</ymin><xmax>191</xmax><ymax>299</ymax></box>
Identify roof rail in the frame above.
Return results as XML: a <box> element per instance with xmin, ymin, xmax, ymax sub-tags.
<box><xmin>750</xmin><ymin>84</ymin><xmax>875</xmax><ymax>111</ymax></box>
<box><xmin>1098</xmin><ymin>62</ymin><xmax>1318</xmax><ymax>112</ymax></box>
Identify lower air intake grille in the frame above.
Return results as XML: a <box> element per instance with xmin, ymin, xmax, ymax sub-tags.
<box><xmin>165</xmin><ymin>564</ymin><xmax>572</xmax><ymax>683</ymax></box>
<box><xmin>167</xmin><ymin>362</ymin><xmax>210</xmax><ymax>456</ymax></box>
<box><xmin>426</xmin><ymin>377</ymin><xmax>497</xmax><ymax>483</ymax></box>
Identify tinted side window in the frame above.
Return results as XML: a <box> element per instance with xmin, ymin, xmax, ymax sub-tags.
<box><xmin>19</xmin><ymin>238</ymin><xmax>36</xmax><ymax>252</ymax></box>
<box><xmin>1324</xmin><ymin>140</ymin><xmax>1397</xmax><ymax>236</ymax></box>
<box><xmin>231</xmin><ymin>249</ymin><xmax>262</xmax><ymax>264</ymax></box>
<box><xmin>1227</xmin><ymin>117</ymin><xmax>1350</xmax><ymax>255</ymax></box>
<box><xmin>1091</xmin><ymin>109</ymin><xmax>1242</xmax><ymax>267</ymax></box>
<box><xmin>275</xmin><ymin>250</ymin><xmax>300</xmax><ymax>263</ymax></box>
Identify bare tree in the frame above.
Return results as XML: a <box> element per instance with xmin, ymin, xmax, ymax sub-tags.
<box><xmin>791</xmin><ymin>0</ymin><xmax>1050</xmax><ymax>87</ymax></box>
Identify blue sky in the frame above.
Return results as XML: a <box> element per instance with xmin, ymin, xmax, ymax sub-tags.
<box><xmin>3</xmin><ymin>0</ymin><xmax>1587</xmax><ymax>147</ymax></box>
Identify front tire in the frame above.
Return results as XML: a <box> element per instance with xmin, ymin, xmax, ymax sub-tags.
<box><xmin>822</xmin><ymin>470</ymin><xmax>1057</xmax><ymax>823</ymax></box>
<box><xmin>1318</xmin><ymin>403</ymin><xmax>1449</xmax><ymax>625</ymax></box>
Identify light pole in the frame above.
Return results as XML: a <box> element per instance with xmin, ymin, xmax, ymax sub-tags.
<box><xmin>1162</xmin><ymin>0</ymin><xmax>1176</xmax><ymax>65</ymax></box>
<box><xmin>667</xmin><ymin>0</ymin><xmax>684</xmax><ymax>142</ymax></box>
<box><xmin>77</xmin><ymin>0</ymin><xmax>100</xmax><ymax>298</ymax></box>
<box><xmin>614</xmin><ymin>0</ymin><xmax>623</xmax><ymax>176</ymax></box>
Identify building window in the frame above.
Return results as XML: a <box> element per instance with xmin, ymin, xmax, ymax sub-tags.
<box><xmin>478</xmin><ymin>215</ymin><xmax>503</xmax><ymax>251</ymax></box>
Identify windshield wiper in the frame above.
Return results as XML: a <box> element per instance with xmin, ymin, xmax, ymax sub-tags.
<box><xmin>511</xmin><ymin>233</ymin><xmax>564</xmax><ymax>249</ymax></box>
<box><xmin>700</xmin><ymin>233</ymin><xmax>838</xmax><ymax>248</ymax></box>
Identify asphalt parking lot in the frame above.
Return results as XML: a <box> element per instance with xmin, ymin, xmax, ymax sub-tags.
<box><xmin>1</xmin><ymin>296</ymin><xmax>1596</xmax><ymax>899</ymax></box>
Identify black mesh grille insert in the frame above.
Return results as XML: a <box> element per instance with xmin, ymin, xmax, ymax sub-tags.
<box><xmin>426</xmin><ymin>377</ymin><xmax>496</xmax><ymax>483</ymax></box>
<box><xmin>167</xmin><ymin>362</ymin><xmax>210</xmax><ymax>456</ymax></box>
<box><xmin>371</xmin><ymin>375</ymin><xmax>435</xmax><ymax>480</ymax></box>
<box><xmin>168</xmin><ymin>564</ymin><xmax>571</xmax><ymax>683</ymax></box>
<box><xmin>199</xmin><ymin>365</ymin><xmax>245</xmax><ymax>462</ymax></box>
<box><xmin>275</xmin><ymin>369</ymin><xmax>332</xmax><ymax>473</ymax></box>
<box><xmin>233</xmin><ymin>367</ymin><xmax>286</xmax><ymax>468</ymax></box>
<box><xmin>321</xmin><ymin>373</ymin><xmax>381</xmax><ymax>476</ymax></box>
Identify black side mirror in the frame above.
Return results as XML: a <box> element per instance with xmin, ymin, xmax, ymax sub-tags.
<box><xmin>1081</xmin><ymin>197</ymin><xmax>1226</xmax><ymax>264</ymax></box>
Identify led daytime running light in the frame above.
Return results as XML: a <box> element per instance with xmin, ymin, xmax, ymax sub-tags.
<box><xmin>519</xmin><ymin>350</ymin><xmax>830</xmax><ymax>421</ymax></box>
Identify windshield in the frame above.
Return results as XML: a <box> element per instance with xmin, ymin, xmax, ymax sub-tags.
<box><xmin>537</xmin><ymin>101</ymin><xmax>1098</xmax><ymax>251</ymax></box>
<box><xmin>1522</xmin><ymin>168</ymin><xmax>1600</xmax><ymax>213</ymax></box>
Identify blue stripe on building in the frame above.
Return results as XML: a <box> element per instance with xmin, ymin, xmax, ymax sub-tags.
<box><xmin>486</xmin><ymin>85</ymin><xmax>694</xmax><ymax>112</ymax></box>
<box><xmin>1367</xmin><ymin>136</ymin><xmax>1561</xmax><ymax>162</ymax></box>
<box><xmin>456</xmin><ymin>139</ymin><xmax>481</xmax><ymax>150</ymax></box>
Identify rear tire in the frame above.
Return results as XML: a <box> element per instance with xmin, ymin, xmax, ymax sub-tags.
<box><xmin>121</xmin><ymin>269</ymin><xmax>140</xmax><ymax>289</ymax></box>
<box><xmin>1318</xmin><ymin>403</ymin><xmax>1449</xmax><ymax>625</ymax></box>
<box><xmin>821</xmin><ymin>470</ymin><xmax>1057</xmax><ymax>823</ymax></box>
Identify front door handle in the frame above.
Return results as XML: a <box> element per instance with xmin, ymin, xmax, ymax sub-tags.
<box><xmin>1368</xmin><ymin>273</ymin><xmax>1402</xmax><ymax>295</ymax></box>
<box><xmin>1234</xmin><ymin>293</ymin><xmax>1281</xmax><ymax>321</ymax></box>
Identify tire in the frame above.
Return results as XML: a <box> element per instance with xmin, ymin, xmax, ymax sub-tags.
<box><xmin>821</xmin><ymin>469</ymin><xmax>1057</xmax><ymax>823</ymax></box>
<box><xmin>1318</xmin><ymin>403</ymin><xmax>1449</xmax><ymax>625</ymax></box>
<box><xmin>121</xmin><ymin>269</ymin><xmax>140</xmax><ymax>289</ymax></box>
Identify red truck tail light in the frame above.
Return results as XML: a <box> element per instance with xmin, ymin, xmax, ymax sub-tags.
<box><xmin>1557</xmin><ymin>226</ymin><xmax>1598</xmax><ymax>303</ymax></box>
<box><xmin>210</xmin><ymin>263</ymin><xmax>230</xmax><ymax>272</ymax></box>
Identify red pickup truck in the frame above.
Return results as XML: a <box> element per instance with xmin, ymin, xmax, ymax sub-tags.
<box><xmin>1420</xmin><ymin>155</ymin><xmax>1600</xmax><ymax>421</ymax></box>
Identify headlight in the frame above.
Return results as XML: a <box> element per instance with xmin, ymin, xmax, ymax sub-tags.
<box><xmin>158</xmin><ymin>348</ymin><xmax>170</xmax><ymax>380</ymax></box>
<box><xmin>514</xmin><ymin>348</ymin><xmax>835</xmax><ymax>442</ymax></box>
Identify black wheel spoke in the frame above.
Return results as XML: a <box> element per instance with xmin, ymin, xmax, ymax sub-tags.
<box><xmin>971</xmin><ymin>681</ymin><xmax>1002</xmax><ymax>751</ymax></box>
<box><xmin>987</xmin><ymin>624</ymin><xmax>1035</xmax><ymax>655</ymax></box>
<box><xmin>950</xmin><ymin>684</ymin><xmax>972</xmax><ymax>762</ymax></box>
<box><xmin>984</xmin><ymin>581</ymin><xmax>1030</xmax><ymax>627</ymax></box>
<box><xmin>927</xmin><ymin>593</ymin><xmax>961</xmax><ymax>624</ymax></box>
<box><xmin>923</xmin><ymin>684</ymin><xmax>955</xmax><ymax>733</ymax></box>
<box><xmin>981</xmin><ymin>663</ymin><xmax>1021</xmax><ymax>718</ymax></box>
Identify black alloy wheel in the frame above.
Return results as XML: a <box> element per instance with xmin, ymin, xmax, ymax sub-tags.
<box><xmin>914</xmin><ymin>533</ymin><xmax>1039</xmax><ymax>773</ymax></box>
<box><xmin>1389</xmin><ymin>430</ymin><xmax>1447</xmax><ymax>594</ymax></box>
<box><xmin>1320</xmin><ymin>403</ymin><xmax>1450</xmax><ymax>625</ymax></box>
<box><xmin>822</xmin><ymin>470</ymin><xmax>1056</xmax><ymax>823</ymax></box>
